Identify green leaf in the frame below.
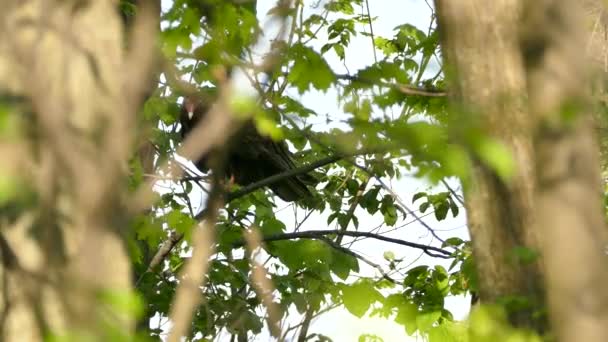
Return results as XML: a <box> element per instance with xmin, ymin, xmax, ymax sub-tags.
<box><xmin>442</xmin><ymin>237</ymin><xmax>464</xmax><ymax>248</ymax></box>
<box><xmin>341</xmin><ymin>281</ymin><xmax>382</xmax><ymax>318</ymax></box>
<box><xmin>0</xmin><ymin>170</ymin><xmax>20</xmax><ymax>206</ymax></box>
<box><xmin>165</xmin><ymin>210</ymin><xmax>196</xmax><ymax>238</ymax></box>
<box><xmin>415</xmin><ymin>310</ymin><xmax>441</xmax><ymax>333</ymax></box>
<box><xmin>134</xmin><ymin>215</ymin><xmax>164</xmax><ymax>247</ymax></box>
<box><xmin>359</xmin><ymin>334</ymin><xmax>384</xmax><ymax>342</ymax></box>
<box><xmin>374</xmin><ymin>37</ymin><xmax>399</xmax><ymax>55</ymax></box>
<box><xmin>182</xmin><ymin>7</ymin><xmax>202</xmax><ymax>36</ymax></box>
<box><xmin>98</xmin><ymin>288</ymin><xmax>144</xmax><ymax>318</ymax></box>
<box><xmin>434</xmin><ymin>202</ymin><xmax>449</xmax><ymax>220</ymax></box>
<box><xmin>326</xmin><ymin>0</ymin><xmax>355</xmax><ymax>14</ymax></box>
<box><xmin>428</xmin><ymin>321</ymin><xmax>466</xmax><ymax>342</ymax></box>
<box><xmin>392</xmin><ymin>297</ymin><xmax>418</xmax><ymax>335</ymax></box>
<box><xmin>449</xmin><ymin>198</ymin><xmax>460</xmax><ymax>217</ymax></box>
<box><xmin>383</xmin><ymin>251</ymin><xmax>395</xmax><ymax>261</ymax></box>
<box><xmin>412</xmin><ymin>192</ymin><xmax>427</xmax><ymax>203</ymax></box>
<box><xmin>331</xmin><ymin>249</ymin><xmax>359</xmax><ymax>280</ymax></box>
<box><xmin>218</xmin><ymin>225</ymin><xmax>242</xmax><ymax>251</ymax></box>
<box><xmin>261</xmin><ymin>217</ymin><xmax>286</xmax><ymax>235</ymax></box>
<box><xmin>380</xmin><ymin>195</ymin><xmax>398</xmax><ymax>226</ymax></box>
<box><xmin>288</xmin><ymin>43</ymin><xmax>336</xmax><ymax>94</ymax></box>
<box><xmin>333</xmin><ymin>44</ymin><xmax>345</xmax><ymax>60</ymax></box>
<box><xmin>382</xmin><ymin>205</ymin><xmax>397</xmax><ymax>226</ymax></box>
<box><xmin>337</xmin><ymin>213</ymin><xmax>351</xmax><ymax>229</ymax></box>
<box><xmin>360</xmin><ymin>186</ymin><xmax>381</xmax><ymax>214</ymax></box>
<box><xmin>160</xmin><ymin>27</ymin><xmax>193</xmax><ymax>58</ymax></box>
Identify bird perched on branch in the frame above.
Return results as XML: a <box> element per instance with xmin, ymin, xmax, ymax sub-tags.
<box><xmin>179</xmin><ymin>95</ymin><xmax>317</xmax><ymax>202</ymax></box>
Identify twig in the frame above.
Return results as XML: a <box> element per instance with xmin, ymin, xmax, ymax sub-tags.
<box><xmin>441</xmin><ymin>179</ymin><xmax>465</xmax><ymax>206</ymax></box>
<box><xmin>234</xmin><ymin>229</ymin><xmax>452</xmax><ymax>258</ymax></box>
<box><xmin>281</xmin><ymin>304</ymin><xmax>338</xmax><ymax>341</ymax></box>
<box><xmin>353</xmin><ymin>164</ymin><xmax>448</xmax><ymax>245</ymax></box>
<box><xmin>336</xmin><ymin>177</ymin><xmax>369</xmax><ymax>245</ymax></box>
<box><xmin>315</xmin><ymin>236</ymin><xmax>400</xmax><ymax>284</ymax></box>
<box><xmin>364</xmin><ymin>0</ymin><xmax>377</xmax><ymax>63</ymax></box>
<box><xmin>335</xmin><ymin>73</ymin><xmax>446</xmax><ymax>97</ymax></box>
<box><xmin>296</xmin><ymin>307</ymin><xmax>313</xmax><ymax>342</ymax></box>
<box><xmin>142</xmin><ymin>231</ymin><xmax>183</xmax><ymax>274</ymax></box>
<box><xmin>226</xmin><ymin>154</ymin><xmax>342</xmax><ymax>201</ymax></box>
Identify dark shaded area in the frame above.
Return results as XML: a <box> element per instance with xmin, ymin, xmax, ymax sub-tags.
<box><xmin>179</xmin><ymin>96</ymin><xmax>317</xmax><ymax>202</ymax></box>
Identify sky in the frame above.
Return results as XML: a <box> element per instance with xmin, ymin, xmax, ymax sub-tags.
<box><xmin>158</xmin><ymin>1</ymin><xmax>470</xmax><ymax>341</ymax></box>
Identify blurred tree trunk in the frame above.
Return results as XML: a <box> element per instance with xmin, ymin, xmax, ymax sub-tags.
<box><xmin>522</xmin><ymin>1</ymin><xmax>608</xmax><ymax>340</ymax></box>
<box><xmin>0</xmin><ymin>1</ymin><xmax>156</xmax><ymax>341</ymax></box>
<box><xmin>584</xmin><ymin>1</ymin><xmax>608</xmax><ymax>170</ymax></box>
<box><xmin>437</xmin><ymin>0</ymin><xmax>608</xmax><ymax>338</ymax></box>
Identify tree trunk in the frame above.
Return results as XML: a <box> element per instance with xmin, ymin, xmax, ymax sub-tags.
<box><xmin>0</xmin><ymin>1</ymin><xmax>156</xmax><ymax>340</ymax></box>
<box><xmin>437</xmin><ymin>0</ymin><xmax>608</xmax><ymax>338</ymax></box>
<box><xmin>435</xmin><ymin>0</ymin><xmax>545</xmax><ymax>330</ymax></box>
<box><xmin>522</xmin><ymin>0</ymin><xmax>608</xmax><ymax>340</ymax></box>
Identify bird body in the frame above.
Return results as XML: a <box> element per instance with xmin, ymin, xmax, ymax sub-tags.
<box><xmin>179</xmin><ymin>96</ymin><xmax>316</xmax><ymax>202</ymax></box>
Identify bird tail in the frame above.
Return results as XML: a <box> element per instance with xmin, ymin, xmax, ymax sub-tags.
<box><xmin>271</xmin><ymin>176</ymin><xmax>314</xmax><ymax>202</ymax></box>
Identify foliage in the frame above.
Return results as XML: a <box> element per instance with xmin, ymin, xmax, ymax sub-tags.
<box><xmin>114</xmin><ymin>0</ymin><xmax>528</xmax><ymax>341</ymax></box>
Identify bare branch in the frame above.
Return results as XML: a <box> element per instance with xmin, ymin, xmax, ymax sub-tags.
<box><xmin>234</xmin><ymin>229</ymin><xmax>452</xmax><ymax>258</ymax></box>
<box><xmin>335</xmin><ymin>73</ymin><xmax>446</xmax><ymax>97</ymax></box>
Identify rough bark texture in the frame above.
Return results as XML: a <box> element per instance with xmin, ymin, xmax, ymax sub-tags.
<box><xmin>437</xmin><ymin>0</ymin><xmax>608</xmax><ymax>339</ymax></box>
<box><xmin>0</xmin><ymin>1</ymin><xmax>157</xmax><ymax>340</ymax></box>
<box><xmin>435</xmin><ymin>0</ymin><xmax>545</xmax><ymax>329</ymax></box>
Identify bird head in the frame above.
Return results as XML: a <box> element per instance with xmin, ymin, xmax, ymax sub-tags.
<box><xmin>182</xmin><ymin>96</ymin><xmax>204</xmax><ymax>121</ymax></box>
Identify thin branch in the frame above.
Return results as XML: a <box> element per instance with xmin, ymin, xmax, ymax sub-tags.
<box><xmin>354</xmin><ymin>164</ymin><xmax>449</xmax><ymax>245</ymax></box>
<box><xmin>282</xmin><ymin>115</ymin><xmax>456</xmax><ymax>250</ymax></box>
<box><xmin>316</xmin><ymin>236</ymin><xmax>401</xmax><ymax>284</ymax></box>
<box><xmin>335</xmin><ymin>73</ymin><xmax>446</xmax><ymax>97</ymax></box>
<box><xmin>441</xmin><ymin>179</ymin><xmax>465</xmax><ymax>206</ymax></box>
<box><xmin>226</xmin><ymin>145</ymin><xmax>400</xmax><ymax>202</ymax></box>
<box><xmin>364</xmin><ymin>0</ymin><xmax>378</xmax><ymax>63</ymax></box>
<box><xmin>234</xmin><ymin>229</ymin><xmax>452</xmax><ymax>258</ymax></box>
<box><xmin>281</xmin><ymin>304</ymin><xmax>339</xmax><ymax>342</ymax></box>
<box><xmin>226</xmin><ymin>154</ymin><xmax>342</xmax><ymax>201</ymax></box>
<box><xmin>336</xmin><ymin>177</ymin><xmax>369</xmax><ymax>245</ymax></box>
<box><xmin>296</xmin><ymin>307</ymin><xmax>313</xmax><ymax>342</ymax></box>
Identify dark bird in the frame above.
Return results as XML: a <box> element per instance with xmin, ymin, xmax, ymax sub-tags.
<box><xmin>179</xmin><ymin>95</ymin><xmax>317</xmax><ymax>202</ymax></box>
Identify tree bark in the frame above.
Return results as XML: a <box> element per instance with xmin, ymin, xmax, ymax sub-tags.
<box><xmin>435</xmin><ymin>0</ymin><xmax>545</xmax><ymax>329</ymax></box>
<box><xmin>0</xmin><ymin>1</ymin><xmax>157</xmax><ymax>340</ymax></box>
<box><xmin>437</xmin><ymin>0</ymin><xmax>608</xmax><ymax>339</ymax></box>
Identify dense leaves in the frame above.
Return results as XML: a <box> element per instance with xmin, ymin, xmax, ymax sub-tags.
<box><xmin>115</xmin><ymin>0</ymin><xmax>521</xmax><ymax>341</ymax></box>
